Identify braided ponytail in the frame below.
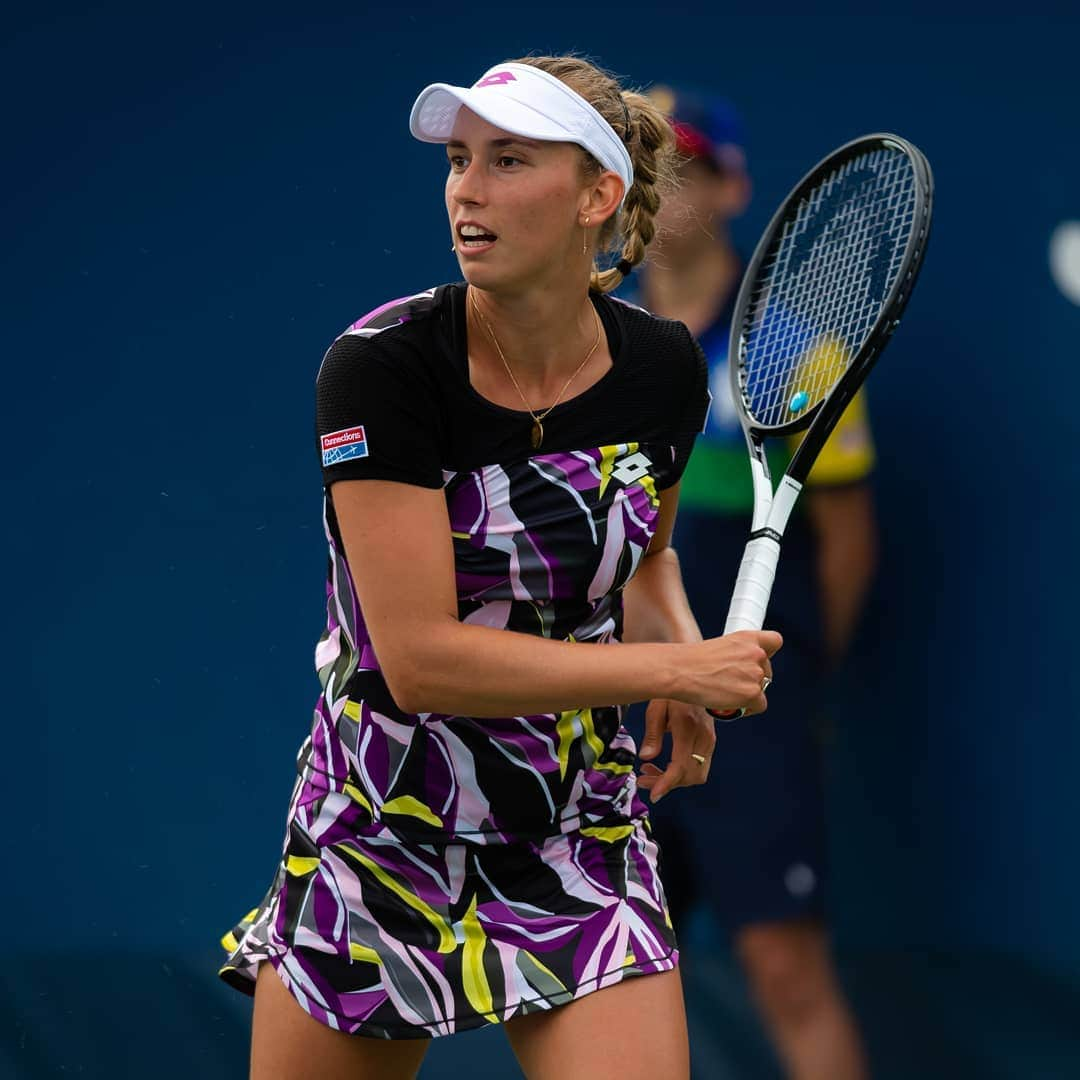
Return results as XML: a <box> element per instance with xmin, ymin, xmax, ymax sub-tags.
<box><xmin>508</xmin><ymin>56</ymin><xmax>678</xmax><ymax>293</ymax></box>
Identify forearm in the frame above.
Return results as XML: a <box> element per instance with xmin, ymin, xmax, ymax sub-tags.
<box><xmin>817</xmin><ymin>548</ymin><xmax>875</xmax><ymax>660</ymax></box>
<box><xmin>621</xmin><ymin>546</ymin><xmax>703</xmax><ymax>646</ymax></box>
<box><xmin>807</xmin><ymin>485</ymin><xmax>878</xmax><ymax>660</ymax></box>
<box><xmin>336</xmin><ymin>479</ymin><xmax>770</xmax><ymax>717</ymax></box>
<box><xmin>387</xmin><ymin>617</ymin><xmax>686</xmax><ymax>716</ymax></box>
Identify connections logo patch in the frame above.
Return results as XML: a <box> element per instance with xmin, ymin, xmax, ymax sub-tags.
<box><xmin>321</xmin><ymin>425</ymin><xmax>368</xmax><ymax>466</ymax></box>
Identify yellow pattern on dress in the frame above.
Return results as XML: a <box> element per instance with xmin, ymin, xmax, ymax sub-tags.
<box><xmin>461</xmin><ymin>894</ymin><xmax>498</xmax><ymax>1023</ymax></box>
<box><xmin>580</xmin><ymin>824</ymin><xmax>636</xmax><ymax>842</ymax></box>
<box><xmin>381</xmin><ymin>796</ymin><xmax>444</xmax><ymax>829</ymax></box>
<box><xmin>334</xmin><ymin>842</ymin><xmax>456</xmax><ymax>954</ymax></box>
<box><xmin>286</xmin><ymin>855</ymin><xmax>321</xmax><ymax>876</ymax></box>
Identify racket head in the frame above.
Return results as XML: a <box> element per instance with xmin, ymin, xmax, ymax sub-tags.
<box><xmin>728</xmin><ymin>133</ymin><xmax>933</xmax><ymax>447</ymax></box>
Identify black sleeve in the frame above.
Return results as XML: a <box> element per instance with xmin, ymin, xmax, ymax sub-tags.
<box><xmin>667</xmin><ymin>330</ymin><xmax>712</xmax><ymax>486</ymax></box>
<box><xmin>315</xmin><ymin>332</ymin><xmax>444</xmax><ymax>489</ymax></box>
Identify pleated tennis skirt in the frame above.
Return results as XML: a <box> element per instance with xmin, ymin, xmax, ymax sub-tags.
<box><xmin>219</xmin><ymin>770</ymin><xmax>678</xmax><ymax>1038</ymax></box>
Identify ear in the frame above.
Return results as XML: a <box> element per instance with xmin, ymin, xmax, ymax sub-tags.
<box><xmin>580</xmin><ymin>170</ymin><xmax>625</xmax><ymax>226</ymax></box>
<box><xmin>712</xmin><ymin>171</ymin><xmax>751</xmax><ymax>221</ymax></box>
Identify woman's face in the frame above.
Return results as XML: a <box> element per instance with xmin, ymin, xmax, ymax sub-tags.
<box><xmin>655</xmin><ymin>156</ymin><xmax>749</xmax><ymax>255</ymax></box>
<box><xmin>445</xmin><ymin>107</ymin><xmax>589</xmax><ymax>294</ymax></box>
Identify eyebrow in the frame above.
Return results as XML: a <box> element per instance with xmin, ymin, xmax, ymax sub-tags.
<box><xmin>446</xmin><ymin>136</ymin><xmax>543</xmax><ymax>150</ymax></box>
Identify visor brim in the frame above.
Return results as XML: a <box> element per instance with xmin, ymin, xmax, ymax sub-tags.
<box><xmin>410</xmin><ymin>83</ymin><xmax>577</xmax><ymax>145</ymax></box>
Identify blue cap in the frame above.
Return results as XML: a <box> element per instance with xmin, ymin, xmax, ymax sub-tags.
<box><xmin>650</xmin><ymin>86</ymin><xmax>747</xmax><ymax>172</ymax></box>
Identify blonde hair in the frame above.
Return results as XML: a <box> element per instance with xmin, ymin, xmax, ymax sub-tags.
<box><xmin>507</xmin><ymin>55</ymin><xmax>678</xmax><ymax>294</ymax></box>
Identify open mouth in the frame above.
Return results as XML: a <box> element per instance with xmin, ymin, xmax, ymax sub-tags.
<box><xmin>457</xmin><ymin>223</ymin><xmax>498</xmax><ymax>249</ymax></box>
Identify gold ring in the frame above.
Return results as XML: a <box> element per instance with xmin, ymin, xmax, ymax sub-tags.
<box><xmin>691</xmin><ymin>753</ymin><xmax>706</xmax><ymax>765</ymax></box>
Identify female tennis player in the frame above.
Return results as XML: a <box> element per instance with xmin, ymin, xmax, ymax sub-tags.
<box><xmin>219</xmin><ymin>55</ymin><xmax>780</xmax><ymax>1080</ymax></box>
<box><xmin>628</xmin><ymin>89</ymin><xmax>874</xmax><ymax>1079</ymax></box>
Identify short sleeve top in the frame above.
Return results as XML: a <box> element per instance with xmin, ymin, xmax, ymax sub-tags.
<box><xmin>316</xmin><ymin>284</ymin><xmax>708</xmax><ymax>491</ymax></box>
<box><xmin>305</xmin><ymin>283</ymin><xmax>709</xmax><ymax>843</ymax></box>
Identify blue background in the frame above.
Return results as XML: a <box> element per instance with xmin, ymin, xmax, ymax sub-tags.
<box><xmin>6</xmin><ymin>6</ymin><xmax>1079</xmax><ymax>1077</ymax></box>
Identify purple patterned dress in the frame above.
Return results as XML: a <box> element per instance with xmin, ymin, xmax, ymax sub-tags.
<box><xmin>219</xmin><ymin>285</ymin><xmax>709</xmax><ymax>1038</ymax></box>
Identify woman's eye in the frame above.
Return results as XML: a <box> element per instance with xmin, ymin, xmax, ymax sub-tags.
<box><xmin>449</xmin><ymin>155</ymin><xmax>468</xmax><ymax>170</ymax></box>
<box><xmin>496</xmin><ymin>155</ymin><xmax>521</xmax><ymax>168</ymax></box>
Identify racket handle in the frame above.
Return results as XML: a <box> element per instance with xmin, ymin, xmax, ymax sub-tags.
<box><xmin>709</xmin><ymin>535</ymin><xmax>781</xmax><ymax>721</ymax></box>
<box><xmin>723</xmin><ymin>534</ymin><xmax>781</xmax><ymax>634</ymax></box>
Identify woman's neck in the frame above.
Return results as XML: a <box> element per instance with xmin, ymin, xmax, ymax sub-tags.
<box><xmin>467</xmin><ymin>279</ymin><xmax>608</xmax><ymax>404</ymax></box>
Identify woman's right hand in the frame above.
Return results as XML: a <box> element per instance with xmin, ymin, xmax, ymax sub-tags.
<box><xmin>677</xmin><ymin>630</ymin><xmax>783</xmax><ymax>716</ymax></box>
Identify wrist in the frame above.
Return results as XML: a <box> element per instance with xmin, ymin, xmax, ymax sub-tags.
<box><xmin>664</xmin><ymin>621</ymin><xmax>704</xmax><ymax>646</ymax></box>
<box><xmin>656</xmin><ymin>641</ymin><xmax>699</xmax><ymax>701</ymax></box>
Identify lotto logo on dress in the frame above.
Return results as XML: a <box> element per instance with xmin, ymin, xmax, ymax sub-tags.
<box><xmin>321</xmin><ymin>425</ymin><xmax>368</xmax><ymax>465</ymax></box>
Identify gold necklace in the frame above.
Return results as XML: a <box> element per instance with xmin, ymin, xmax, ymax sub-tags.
<box><xmin>469</xmin><ymin>289</ymin><xmax>603</xmax><ymax>449</ymax></box>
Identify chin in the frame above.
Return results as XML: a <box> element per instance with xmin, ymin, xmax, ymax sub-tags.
<box><xmin>460</xmin><ymin>261</ymin><xmax>525</xmax><ymax>295</ymax></box>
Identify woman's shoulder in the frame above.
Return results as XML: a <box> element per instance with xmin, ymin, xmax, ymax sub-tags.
<box><xmin>338</xmin><ymin>286</ymin><xmax>448</xmax><ymax>339</ymax></box>
<box><xmin>317</xmin><ymin>284</ymin><xmax>455</xmax><ymax>381</ymax></box>
<box><xmin>603</xmin><ymin>292</ymin><xmax>701</xmax><ymax>382</ymax></box>
<box><xmin>606</xmin><ymin>291</ymin><xmax>695</xmax><ymax>344</ymax></box>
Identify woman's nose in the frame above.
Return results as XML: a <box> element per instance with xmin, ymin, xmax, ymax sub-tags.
<box><xmin>452</xmin><ymin>161</ymin><xmax>487</xmax><ymax>206</ymax></box>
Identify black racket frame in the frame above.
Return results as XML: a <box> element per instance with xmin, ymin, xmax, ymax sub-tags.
<box><xmin>729</xmin><ymin>133</ymin><xmax>934</xmax><ymax>486</ymax></box>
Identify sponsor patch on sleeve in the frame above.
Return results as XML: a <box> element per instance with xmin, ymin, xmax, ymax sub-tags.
<box><xmin>321</xmin><ymin>425</ymin><xmax>368</xmax><ymax>466</ymax></box>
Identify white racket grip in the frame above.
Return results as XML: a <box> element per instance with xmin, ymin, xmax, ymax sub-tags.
<box><xmin>723</xmin><ymin>534</ymin><xmax>782</xmax><ymax>633</ymax></box>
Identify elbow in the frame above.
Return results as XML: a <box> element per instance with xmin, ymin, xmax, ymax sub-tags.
<box><xmin>371</xmin><ymin>617</ymin><xmax>464</xmax><ymax>715</ymax></box>
<box><xmin>381</xmin><ymin>660</ymin><xmax>433</xmax><ymax>715</ymax></box>
<box><xmin>379</xmin><ymin>638</ymin><xmax>457</xmax><ymax>714</ymax></box>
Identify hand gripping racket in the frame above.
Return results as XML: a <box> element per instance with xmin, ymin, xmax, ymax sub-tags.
<box><xmin>712</xmin><ymin>133</ymin><xmax>933</xmax><ymax>717</ymax></box>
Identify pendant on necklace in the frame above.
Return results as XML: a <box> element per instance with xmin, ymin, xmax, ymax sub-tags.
<box><xmin>530</xmin><ymin>419</ymin><xmax>544</xmax><ymax>449</ymax></box>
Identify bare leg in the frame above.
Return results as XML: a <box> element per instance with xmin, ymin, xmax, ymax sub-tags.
<box><xmin>736</xmin><ymin>920</ymin><xmax>868</xmax><ymax>1080</ymax></box>
<box><xmin>249</xmin><ymin>962</ymin><xmax>430</xmax><ymax>1080</ymax></box>
<box><xmin>503</xmin><ymin>968</ymin><xmax>688</xmax><ymax>1080</ymax></box>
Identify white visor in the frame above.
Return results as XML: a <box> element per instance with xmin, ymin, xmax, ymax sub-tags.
<box><xmin>409</xmin><ymin>62</ymin><xmax>634</xmax><ymax>205</ymax></box>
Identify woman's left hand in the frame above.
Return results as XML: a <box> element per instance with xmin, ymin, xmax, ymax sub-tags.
<box><xmin>636</xmin><ymin>698</ymin><xmax>716</xmax><ymax>803</ymax></box>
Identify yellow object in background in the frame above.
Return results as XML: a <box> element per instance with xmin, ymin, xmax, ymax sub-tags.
<box><xmin>784</xmin><ymin>334</ymin><xmax>875</xmax><ymax>487</ymax></box>
<box><xmin>794</xmin><ymin>388</ymin><xmax>876</xmax><ymax>486</ymax></box>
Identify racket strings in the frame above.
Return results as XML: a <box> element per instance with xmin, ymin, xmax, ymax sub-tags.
<box><xmin>759</xmin><ymin>150</ymin><xmax>910</xmax><ymax>356</ymax></box>
<box><xmin>752</xmin><ymin>153</ymin><xmax>908</xmax><ymax>409</ymax></box>
<box><xmin>746</xmin><ymin>150</ymin><xmax>913</xmax><ymax>421</ymax></box>
<box><xmin>739</xmin><ymin>147</ymin><xmax>917</xmax><ymax>429</ymax></box>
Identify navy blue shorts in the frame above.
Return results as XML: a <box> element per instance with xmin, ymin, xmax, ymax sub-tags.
<box><xmin>630</xmin><ymin>508</ymin><xmax>829</xmax><ymax>935</ymax></box>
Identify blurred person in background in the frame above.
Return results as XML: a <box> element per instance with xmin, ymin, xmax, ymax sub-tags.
<box><xmin>628</xmin><ymin>88</ymin><xmax>876</xmax><ymax>1080</ymax></box>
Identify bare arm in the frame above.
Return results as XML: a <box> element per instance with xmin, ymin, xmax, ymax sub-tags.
<box><xmin>804</xmin><ymin>483</ymin><xmax>878</xmax><ymax>662</ymax></box>
<box><xmin>332</xmin><ymin>478</ymin><xmax>778</xmax><ymax>718</ymax></box>
<box><xmin>619</xmin><ymin>484</ymin><xmax>747</xmax><ymax>801</ymax></box>
<box><xmin>621</xmin><ymin>483</ymin><xmax>702</xmax><ymax>647</ymax></box>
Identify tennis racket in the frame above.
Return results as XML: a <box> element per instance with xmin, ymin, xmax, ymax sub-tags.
<box><xmin>714</xmin><ymin>133</ymin><xmax>932</xmax><ymax>716</ymax></box>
